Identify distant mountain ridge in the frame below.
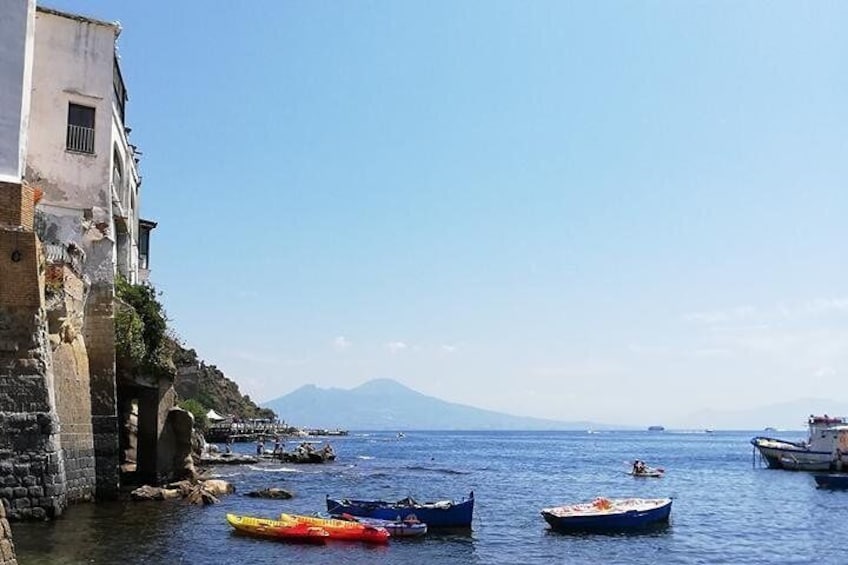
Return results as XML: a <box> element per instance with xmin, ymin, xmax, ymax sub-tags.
<box><xmin>263</xmin><ymin>378</ymin><xmax>610</xmax><ymax>431</ymax></box>
<box><xmin>673</xmin><ymin>398</ymin><xmax>848</xmax><ymax>430</ymax></box>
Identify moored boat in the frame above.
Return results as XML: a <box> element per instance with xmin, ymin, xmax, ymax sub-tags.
<box><xmin>751</xmin><ymin>415</ymin><xmax>848</xmax><ymax>471</ymax></box>
<box><xmin>813</xmin><ymin>473</ymin><xmax>848</xmax><ymax>489</ymax></box>
<box><xmin>340</xmin><ymin>515</ymin><xmax>428</xmax><ymax>537</ymax></box>
<box><xmin>541</xmin><ymin>497</ymin><xmax>672</xmax><ymax>532</ymax></box>
<box><xmin>628</xmin><ymin>468</ymin><xmax>664</xmax><ymax>478</ymax></box>
<box><xmin>327</xmin><ymin>491</ymin><xmax>474</xmax><ymax>528</ymax></box>
<box><xmin>226</xmin><ymin>513</ymin><xmax>329</xmax><ymax>544</ymax></box>
<box><xmin>279</xmin><ymin>513</ymin><xmax>390</xmax><ymax>544</ymax></box>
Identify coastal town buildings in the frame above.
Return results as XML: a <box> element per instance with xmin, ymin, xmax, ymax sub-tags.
<box><xmin>1</xmin><ymin>0</ymin><xmax>174</xmax><ymax>521</ymax></box>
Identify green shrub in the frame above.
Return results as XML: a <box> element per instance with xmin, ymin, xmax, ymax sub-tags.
<box><xmin>179</xmin><ymin>398</ymin><xmax>209</xmax><ymax>431</ymax></box>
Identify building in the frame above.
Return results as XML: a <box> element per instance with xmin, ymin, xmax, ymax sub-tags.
<box><xmin>26</xmin><ymin>6</ymin><xmax>154</xmax><ymax>286</ymax></box>
<box><xmin>1</xmin><ymin>1</ymin><xmax>174</xmax><ymax>521</ymax></box>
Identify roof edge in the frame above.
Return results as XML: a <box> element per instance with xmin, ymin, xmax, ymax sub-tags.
<box><xmin>36</xmin><ymin>5</ymin><xmax>120</xmax><ymax>34</ymax></box>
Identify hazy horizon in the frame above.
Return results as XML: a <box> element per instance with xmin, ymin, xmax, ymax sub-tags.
<box><xmin>50</xmin><ymin>0</ymin><xmax>848</xmax><ymax>425</ymax></box>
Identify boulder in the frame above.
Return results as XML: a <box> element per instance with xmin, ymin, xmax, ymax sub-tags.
<box><xmin>201</xmin><ymin>479</ymin><xmax>234</xmax><ymax>495</ymax></box>
<box><xmin>158</xmin><ymin>407</ymin><xmax>198</xmax><ymax>483</ymax></box>
<box><xmin>245</xmin><ymin>488</ymin><xmax>293</xmax><ymax>500</ymax></box>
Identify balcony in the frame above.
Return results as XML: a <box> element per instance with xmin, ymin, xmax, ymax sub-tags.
<box><xmin>66</xmin><ymin>124</ymin><xmax>95</xmax><ymax>154</ymax></box>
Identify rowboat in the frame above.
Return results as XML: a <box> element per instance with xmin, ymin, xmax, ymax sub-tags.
<box><xmin>327</xmin><ymin>491</ymin><xmax>474</xmax><ymax>528</ymax></box>
<box><xmin>225</xmin><ymin>513</ymin><xmax>329</xmax><ymax>544</ymax></box>
<box><xmin>628</xmin><ymin>468</ymin><xmax>664</xmax><ymax>478</ymax></box>
<box><xmin>541</xmin><ymin>497</ymin><xmax>672</xmax><ymax>532</ymax></box>
<box><xmin>279</xmin><ymin>513</ymin><xmax>390</xmax><ymax>544</ymax></box>
<box><xmin>339</xmin><ymin>514</ymin><xmax>428</xmax><ymax>537</ymax></box>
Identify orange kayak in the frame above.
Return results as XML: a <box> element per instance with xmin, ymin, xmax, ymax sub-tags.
<box><xmin>280</xmin><ymin>513</ymin><xmax>390</xmax><ymax>544</ymax></box>
<box><xmin>226</xmin><ymin>513</ymin><xmax>329</xmax><ymax>544</ymax></box>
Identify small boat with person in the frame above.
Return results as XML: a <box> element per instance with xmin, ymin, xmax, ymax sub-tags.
<box><xmin>628</xmin><ymin>460</ymin><xmax>664</xmax><ymax>478</ymax></box>
<box><xmin>327</xmin><ymin>491</ymin><xmax>474</xmax><ymax>528</ymax></box>
<box><xmin>226</xmin><ymin>513</ymin><xmax>330</xmax><ymax>544</ymax></box>
<box><xmin>541</xmin><ymin>497</ymin><xmax>673</xmax><ymax>532</ymax></box>
<box><xmin>279</xmin><ymin>513</ymin><xmax>390</xmax><ymax>544</ymax></box>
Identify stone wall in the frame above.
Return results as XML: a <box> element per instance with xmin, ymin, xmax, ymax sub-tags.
<box><xmin>0</xmin><ymin>502</ymin><xmax>17</xmax><ymax>565</ymax></box>
<box><xmin>84</xmin><ymin>282</ymin><xmax>119</xmax><ymax>500</ymax></box>
<box><xmin>46</xmin><ymin>264</ymin><xmax>95</xmax><ymax>503</ymax></box>
<box><xmin>0</xmin><ymin>305</ymin><xmax>67</xmax><ymax>520</ymax></box>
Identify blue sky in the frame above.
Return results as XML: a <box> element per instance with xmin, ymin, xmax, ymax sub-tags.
<box><xmin>51</xmin><ymin>1</ymin><xmax>848</xmax><ymax>425</ymax></box>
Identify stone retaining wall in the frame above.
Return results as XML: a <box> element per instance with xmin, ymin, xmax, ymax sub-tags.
<box><xmin>0</xmin><ymin>502</ymin><xmax>18</xmax><ymax>565</ymax></box>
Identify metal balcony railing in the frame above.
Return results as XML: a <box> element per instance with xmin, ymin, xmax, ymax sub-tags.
<box><xmin>66</xmin><ymin>124</ymin><xmax>95</xmax><ymax>154</ymax></box>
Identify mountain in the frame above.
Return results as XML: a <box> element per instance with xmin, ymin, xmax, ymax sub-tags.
<box><xmin>672</xmin><ymin>398</ymin><xmax>848</xmax><ymax>430</ymax></box>
<box><xmin>263</xmin><ymin>378</ymin><xmax>608</xmax><ymax>431</ymax></box>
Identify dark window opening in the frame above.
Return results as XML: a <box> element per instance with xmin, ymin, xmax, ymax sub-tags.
<box><xmin>66</xmin><ymin>103</ymin><xmax>95</xmax><ymax>154</ymax></box>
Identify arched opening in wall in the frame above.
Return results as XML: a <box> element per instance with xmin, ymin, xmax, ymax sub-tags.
<box><xmin>117</xmin><ymin>384</ymin><xmax>160</xmax><ymax>485</ymax></box>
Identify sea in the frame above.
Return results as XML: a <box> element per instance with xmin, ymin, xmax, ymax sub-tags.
<box><xmin>11</xmin><ymin>429</ymin><xmax>847</xmax><ymax>565</ymax></box>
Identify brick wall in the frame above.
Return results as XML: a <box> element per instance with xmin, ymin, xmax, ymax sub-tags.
<box><xmin>0</xmin><ymin>501</ymin><xmax>17</xmax><ymax>565</ymax></box>
<box><xmin>0</xmin><ymin>231</ymin><xmax>41</xmax><ymax>308</ymax></box>
<box><xmin>0</xmin><ymin>182</ymin><xmax>34</xmax><ymax>230</ymax></box>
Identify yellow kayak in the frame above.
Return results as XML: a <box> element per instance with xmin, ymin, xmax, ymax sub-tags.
<box><xmin>226</xmin><ymin>513</ymin><xmax>329</xmax><ymax>544</ymax></box>
<box><xmin>279</xmin><ymin>513</ymin><xmax>390</xmax><ymax>544</ymax></box>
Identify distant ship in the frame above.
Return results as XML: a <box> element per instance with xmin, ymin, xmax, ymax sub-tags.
<box><xmin>648</xmin><ymin>426</ymin><xmax>665</xmax><ymax>432</ymax></box>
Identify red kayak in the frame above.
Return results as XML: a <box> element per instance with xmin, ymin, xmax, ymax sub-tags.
<box><xmin>280</xmin><ymin>513</ymin><xmax>390</xmax><ymax>544</ymax></box>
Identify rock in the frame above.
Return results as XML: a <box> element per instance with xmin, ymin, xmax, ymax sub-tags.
<box><xmin>200</xmin><ymin>479</ymin><xmax>234</xmax><ymax>496</ymax></box>
<box><xmin>157</xmin><ymin>407</ymin><xmax>197</xmax><ymax>483</ymax></box>
<box><xmin>130</xmin><ymin>485</ymin><xmax>164</xmax><ymax>501</ymax></box>
<box><xmin>185</xmin><ymin>485</ymin><xmax>218</xmax><ymax>506</ymax></box>
<box><xmin>198</xmin><ymin>453</ymin><xmax>258</xmax><ymax>465</ymax></box>
<box><xmin>245</xmin><ymin>488</ymin><xmax>293</xmax><ymax>500</ymax></box>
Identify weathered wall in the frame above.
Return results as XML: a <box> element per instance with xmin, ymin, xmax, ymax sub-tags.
<box><xmin>46</xmin><ymin>264</ymin><xmax>95</xmax><ymax>503</ymax></box>
<box><xmin>85</xmin><ymin>283</ymin><xmax>119</xmax><ymax>499</ymax></box>
<box><xmin>26</xmin><ymin>10</ymin><xmax>116</xmax><ymax>209</ymax></box>
<box><xmin>0</xmin><ymin>0</ymin><xmax>34</xmax><ymax>184</ymax></box>
<box><xmin>0</xmin><ymin>501</ymin><xmax>17</xmax><ymax>565</ymax></box>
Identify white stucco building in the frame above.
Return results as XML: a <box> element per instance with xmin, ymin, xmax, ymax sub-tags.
<box><xmin>0</xmin><ymin>0</ymin><xmax>35</xmax><ymax>183</ymax></box>
<box><xmin>25</xmin><ymin>5</ymin><xmax>154</xmax><ymax>284</ymax></box>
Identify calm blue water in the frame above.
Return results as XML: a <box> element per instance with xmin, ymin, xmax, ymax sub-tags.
<box><xmin>12</xmin><ymin>429</ymin><xmax>847</xmax><ymax>564</ymax></box>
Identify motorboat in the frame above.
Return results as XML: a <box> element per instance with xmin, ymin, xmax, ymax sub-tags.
<box><xmin>751</xmin><ymin>415</ymin><xmax>848</xmax><ymax>471</ymax></box>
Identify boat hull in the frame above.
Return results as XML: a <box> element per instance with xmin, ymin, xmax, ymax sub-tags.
<box><xmin>327</xmin><ymin>492</ymin><xmax>474</xmax><ymax>528</ymax></box>
<box><xmin>814</xmin><ymin>474</ymin><xmax>848</xmax><ymax>489</ymax></box>
<box><xmin>354</xmin><ymin>517</ymin><xmax>428</xmax><ymax>537</ymax></box>
<box><xmin>226</xmin><ymin>513</ymin><xmax>329</xmax><ymax>544</ymax></box>
<box><xmin>751</xmin><ymin>437</ymin><xmax>834</xmax><ymax>471</ymax></box>
<box><xmin>541</xmin><ymin>498</ymin><xmax>672</xmax><ymax>533</ymax></box>
<box><xmin>280</xmin><ymin>513</ymin><xmax>390</xmax><ymax>544</ymax></box>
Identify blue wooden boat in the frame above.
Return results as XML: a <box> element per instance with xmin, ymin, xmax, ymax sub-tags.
<box><xmin>327</xmin><ymin>492</ymin><xmax>474</xmax><ymax>528</ymax></box>
<box><xmin>814</xmin><ymin>473</ymin><xmax>848</xmax><ymax>489</ymax></box>
<box><xmin>541</xmin><ymin>497</ymin><xmax>672</xmax><ymax>532</ymax></box>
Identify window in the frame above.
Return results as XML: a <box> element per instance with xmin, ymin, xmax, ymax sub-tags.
<box><xmin>66</xmin><ymin>103</ymin><xmax>95</xmax><ymax>154</ymax></box>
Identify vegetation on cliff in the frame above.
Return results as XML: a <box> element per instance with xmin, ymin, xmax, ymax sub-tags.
<box><xmin>114</xmin><ymin>276</ymin><xmax>175</xmax><ymax>380</ymax></box>
<box><xmin>172</xmin><ymin>346</ymin><xmax>276</xmax><ymax>421</ymax></box>
<box><xmin>114</xmin><ymin>277</ymin><xmax>274</xmax><ymax>421</ymax></box>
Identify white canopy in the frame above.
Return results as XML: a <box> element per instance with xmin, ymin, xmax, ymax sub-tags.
<box><xmin>206</xmin><ymin>409</ymin><xmax>226</xmax><ymax>421</ymax></box>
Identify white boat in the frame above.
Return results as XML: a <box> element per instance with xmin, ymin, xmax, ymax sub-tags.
<box><xmin>751</xmin><ymin>415</ymin><xmax>848</xmax><ymax>471</ymax></box>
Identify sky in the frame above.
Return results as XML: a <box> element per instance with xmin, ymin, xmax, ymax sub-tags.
<box><xmin>49</xmin><ymin>1</ymin><xmax>848</xmax><ymax>426</ymax></box>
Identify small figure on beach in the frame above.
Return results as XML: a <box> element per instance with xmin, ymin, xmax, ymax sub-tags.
<box><xmin>225</xmin><ymin>437</ymin><xmax>233</xmax><ymax>454</ymax></box>
<box><xmin>256</xmin><ymin>438</ymin><xmax>265</xmax><ymax>455</ymax></box>
<box><xmin>273</xmin><ymin>436</ymin><xmax>282</xmax><ymax>455</ymax></box>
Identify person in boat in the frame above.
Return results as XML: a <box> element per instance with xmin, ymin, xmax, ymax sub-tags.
<box><xmin>633</xmin><ymin>460</ymin><xmax>646</xmax><ymax>474</ymax></box>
